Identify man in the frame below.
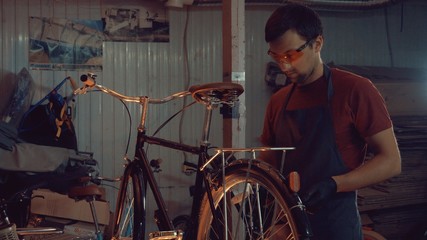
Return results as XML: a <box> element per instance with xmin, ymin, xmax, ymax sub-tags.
<box><xmin>260</xmin><ymin>3</ymin><xmax>401</xmax><ymax>239</ymax></box>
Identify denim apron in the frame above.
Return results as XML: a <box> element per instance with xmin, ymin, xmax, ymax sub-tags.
<box><xmin>275</xmin><ymin>65</ymin><xmax>362</xmax><ymax>240</ymax></box>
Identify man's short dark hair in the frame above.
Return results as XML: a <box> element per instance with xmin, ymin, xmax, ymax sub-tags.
<box><xmin>265</xmin><ymin>3</ymin><xmax>323</xmax><ymax>43</ymax></box>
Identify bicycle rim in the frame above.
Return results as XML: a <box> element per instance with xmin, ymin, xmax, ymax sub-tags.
<box><xmin>197</xmin><ymin>160</ymin><xmax>300</xmax><ymax>240</ymax></box>
<box><xmin>112</xmin><ymin>168</ymin><xmax>145</xmax><ymax>240</ymax></box>
<box><xmin>362</xmin><ymin>229</ymin><xmax>386</xmax><ymax>240</ymax></box>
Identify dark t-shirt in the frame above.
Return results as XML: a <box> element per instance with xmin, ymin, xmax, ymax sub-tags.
<box><xmin>260</xmin><ymin>67</ymin><xmax>392</xmax><ymax>169</ymax></box>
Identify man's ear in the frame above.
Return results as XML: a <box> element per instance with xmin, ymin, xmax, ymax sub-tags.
<box><xmin>314</xmin><ymin>35</ymin><xmax>323</xmax><ymax>52</ymax></box>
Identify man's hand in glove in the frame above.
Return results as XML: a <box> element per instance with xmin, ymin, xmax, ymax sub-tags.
<box><xmin>302</xmin><ymin>177</ymin><xmax>337</xmax><ymax>212</ymax></box>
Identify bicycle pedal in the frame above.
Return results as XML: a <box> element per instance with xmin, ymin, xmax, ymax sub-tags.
<box><xmin>149</xmin><ymin>230</ymin><xmax>183</xmax><ymax>240</ymax></box>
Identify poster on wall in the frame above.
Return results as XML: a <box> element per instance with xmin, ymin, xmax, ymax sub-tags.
<box><xmin>29</xmin><ymin>17</ymin><xmax>105</xmax><ymax>71</ymax></box>
<box><xmin>102</xmin><ymin>0</ymin><xmax>169</xmax><ymax>42</ymax></box>
<box><xmin>29</xmin><ymin>0</ymin><xmax>169</xmax><ymax>71</ymax></box>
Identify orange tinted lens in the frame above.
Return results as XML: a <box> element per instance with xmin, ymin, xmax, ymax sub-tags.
<box><xmin>285</xmin><ymin>50</ymin><xmax>303</xmax><ymax>61</ymax></box>
<box><xmin>269</xmin><ymin>50</ymin><xmax>304</xmax><ymax>64</ymax></box>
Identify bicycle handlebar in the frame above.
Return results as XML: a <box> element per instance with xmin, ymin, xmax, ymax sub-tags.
<box><xmin>73</xmin><ymin>76</ymin><xmax>191</xmax><ymax>104</ymax></box>
<box><xmin>73</xmin><ymin>74</ymin><xmax>244</xmax><ymax>106</ymax></box>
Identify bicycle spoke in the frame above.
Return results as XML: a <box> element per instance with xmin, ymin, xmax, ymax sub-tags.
<box><xmin>197</xmin><ymin>160</ymin><xmax>301</xmax><ymax>240</ymax></box>
<box><xmin>119</xmin><ymin>197</ymin><xmax>134</xmax><ymax>237</ymax></box>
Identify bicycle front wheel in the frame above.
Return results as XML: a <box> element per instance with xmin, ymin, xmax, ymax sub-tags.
<box><xmin>112</xmin><ymin>163</ymin><xmax>145</xmax><ymax>240</ymax></box>
<box><xmin>198</xmin><ymin>159</ymin><xmax>300</xmax><ymax>240</ymax></box>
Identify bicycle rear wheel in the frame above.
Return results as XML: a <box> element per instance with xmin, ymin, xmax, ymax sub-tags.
<box><xmin>362</xmin><ymin>229</ymin><xmax>386</xmax><ymax>240</ymax></box>
<box><xmin>198</xmin><ymin>159</ymin><xmax>301</xmax><ymax>240</ymax></box>
<box><xmin>112</xmin><ymin>164</ymin><xmax>145</xmax><ymax>240</ymax></box>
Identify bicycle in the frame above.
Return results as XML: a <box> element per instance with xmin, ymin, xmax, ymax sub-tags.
<box><xmin>71</xmin><ymin>73</ymin><xmax>314</xmax><ymax>240</ymax></box>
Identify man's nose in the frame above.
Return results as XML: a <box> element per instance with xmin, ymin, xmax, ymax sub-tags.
<box><xmin>278</xmin><ymin>62</ymin><xmax>292</xmax><ymax>71</ymax></box>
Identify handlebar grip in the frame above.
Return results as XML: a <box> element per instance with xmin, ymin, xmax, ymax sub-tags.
<box><xmin>80</xmin><ymin>74</ymin><xmax>96</xmax><ymax>87</ymax></box>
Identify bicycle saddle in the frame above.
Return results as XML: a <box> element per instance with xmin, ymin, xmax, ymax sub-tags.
<box><xmin>189</xmin><ymin>82</ymin><xmax>244</xmax><ymax>105</ymax></box>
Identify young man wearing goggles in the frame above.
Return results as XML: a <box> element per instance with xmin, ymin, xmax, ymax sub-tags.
<box><xmin>260</xmin><ymin>3</ymin><xmax>401</xmax><ymax>239</ymax></box>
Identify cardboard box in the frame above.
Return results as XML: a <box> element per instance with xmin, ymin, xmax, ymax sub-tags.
<box><xmin>35</xmin><ymin>216</ymin><xmax>106</xmax><ymax>240</ymax></box>
<box><xmin>64</xmin><ymin>221</ymin><xmax>105</xmax><ymax>238</ymax></box>
<box><xmin>31</xmin><ymin>189</ymin><xmax>110</xmax><ymax>225</ymax></box>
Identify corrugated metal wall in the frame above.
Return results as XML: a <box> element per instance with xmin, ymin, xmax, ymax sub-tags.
<box><xmin>0</xmin><ymin>0</ymin><xmax>226</xmax><ymax>232</ymax></box>
<box><xmin>1</xmin><ymin>0</ymin><xmax>427</xmax><ymax>234</ymax></box>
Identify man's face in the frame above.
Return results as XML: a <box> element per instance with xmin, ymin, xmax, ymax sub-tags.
<box><xmin>268</xmin><ymin>30</ymin><xmax>321</xmax><ymax>85</ymax></box>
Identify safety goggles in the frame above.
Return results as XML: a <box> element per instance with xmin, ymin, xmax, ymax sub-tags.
<box><xmin>268</xmin><ymin>38</ymin><xmax>314</xmax><ymax>64</ymax></box>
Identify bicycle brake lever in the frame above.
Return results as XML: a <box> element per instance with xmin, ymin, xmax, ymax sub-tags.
<box><xmin>73</xmin><ymin>86</ymin><xmax>88</xmax><ymax>95</ymax></box>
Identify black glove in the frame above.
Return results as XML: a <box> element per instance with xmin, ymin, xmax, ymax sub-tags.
<box><xmin>301</xmin><ymin>177</ymin><xmax>337</xmax><ymax>212</ymax></box>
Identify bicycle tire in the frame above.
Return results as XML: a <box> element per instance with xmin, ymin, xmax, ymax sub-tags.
<box><xmin>197</xmin><ymin>158</ymin><xmax>301</xmax><ymax>240</ymax></box>
<box><xmin>112</xmin><ymin>163</ymin><xmax>145</xmax><ymax>240</ymax></box>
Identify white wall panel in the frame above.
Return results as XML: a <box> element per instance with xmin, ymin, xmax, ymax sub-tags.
<box><xmin>2</xmin><ymin>1</ymin><xmax>17</xmax><ymax>72</ymax></box>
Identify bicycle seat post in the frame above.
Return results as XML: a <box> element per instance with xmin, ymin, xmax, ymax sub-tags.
<box><xmin>189</xmin><ymin>82</ymin><xmax>244</xmax><ymax>150</ymax></box>
<box><xmin>201</xmin><ymin>104</ymin><xmax>214</xmax><ymax>146</ymax></box>
<box><xmin>138</xmin><ymin>96</ymin><xmax>149</xmax><ymax>132</ymax></box>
